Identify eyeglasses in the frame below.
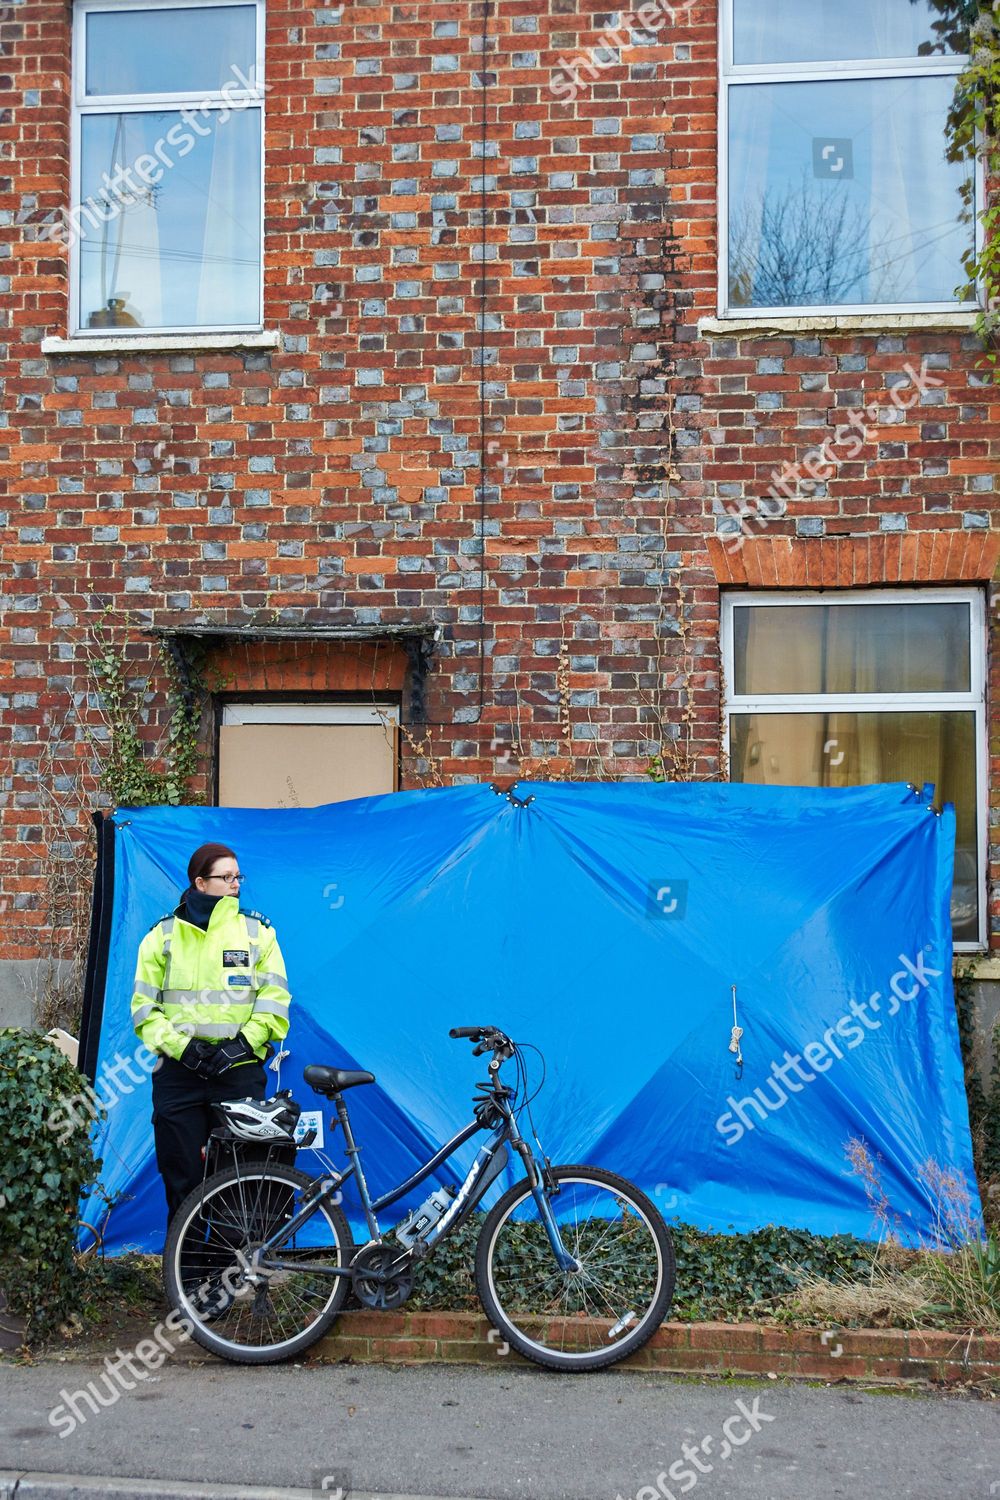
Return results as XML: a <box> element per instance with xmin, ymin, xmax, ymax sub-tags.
<box><xmin>206</xmin><ymin>872</ymin><xmax>245</xmax><ymax>885</ymax></box>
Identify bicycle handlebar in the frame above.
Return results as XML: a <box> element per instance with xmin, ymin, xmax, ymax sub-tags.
<box><xmin>450</xmin><ymin>1025</ymin><xmax>515</xmax><ymax>1061</ymax></box>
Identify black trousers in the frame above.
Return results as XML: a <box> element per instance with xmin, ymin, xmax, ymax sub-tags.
<box><xmin>152</xmin><ymin>1056</ymin><xmax>267</xmax><ymax>1221</ymax></box>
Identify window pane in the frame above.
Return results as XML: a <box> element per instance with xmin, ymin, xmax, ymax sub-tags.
<box><xmin>733</xmin><ymin>0</ymin><xmax>966</xmax><ymax>64</ymax></box>
<box><xmin>78</xmin><ymin>109</ymin><xmax>261</xmax><ymax>330</ymax></box>
<box><xmin>85</xmin><ymin>6</ymin><xmax>256</xmax><ymax>96</ymax></box>
<box><xmin>733</xmin><ymin>602</ymin><xmax>971</xmax><ymax>696</ymax></box>
<box><xmin>729</xmin><ymin>710</ymin><xmax>979</xmax><ymax>941</ymax></box>
<box><xmin>728</xmin><ymin>76</ymin><xmax>972</xmax><ymax>308</ymax></box>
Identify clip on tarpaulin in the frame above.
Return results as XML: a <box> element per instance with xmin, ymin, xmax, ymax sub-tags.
<box><xmin>729</xmin><ymin>983</ymin><xmax>744</xmax><ymax>1081</ymax></box>
<box><xmin>490</xmin><ymin>781</ymin><xmax>535</xmax><ymax>809</ymax></box>
<box><xmin>920</xmin><ymin>780</ymin><xmax>944</xmax><ymax>815</ymax></box>
<box><xmin>906</xmin><ymin>783</ymin><xmax>942</xmax><ymax>813</ymax></box>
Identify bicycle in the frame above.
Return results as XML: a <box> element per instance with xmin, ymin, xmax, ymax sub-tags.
<box><xmin>163</xmin><ymin>1025</ymin><xmax>676</xmax><ymax>1371</ymax></box>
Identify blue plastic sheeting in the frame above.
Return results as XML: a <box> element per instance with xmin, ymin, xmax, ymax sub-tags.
<box><xmin>82</xmin><ymin>781</ymin><xmax>980</xmax><ymax>1252</ymax></box>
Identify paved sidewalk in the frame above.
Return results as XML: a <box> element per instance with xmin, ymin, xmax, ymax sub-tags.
<box><xmin>2</xmin><ymin>1358</ymin><xmax>999</xmax><ymax>1500</ymax></box>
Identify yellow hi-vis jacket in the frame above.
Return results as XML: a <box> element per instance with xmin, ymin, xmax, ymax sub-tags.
<box><xmin>131</xmin><ymin>895</ymin><xmax>291</xmax><ymax>1063</ymax></box>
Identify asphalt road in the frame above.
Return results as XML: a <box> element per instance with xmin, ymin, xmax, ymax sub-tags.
<box><xmin>1</xmin><ymin>1359</ymin><xmax>998</xmax><ymax>1500</ymax></box>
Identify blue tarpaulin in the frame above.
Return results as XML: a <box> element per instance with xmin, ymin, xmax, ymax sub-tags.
<box><xmin>81</xmin><ymin>781</ymin><xmax>980</xmax><ymax>1251</ymax></box>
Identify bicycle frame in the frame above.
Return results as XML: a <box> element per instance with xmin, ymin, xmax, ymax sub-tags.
<box><xmin>246</xmin><ymin>1085</ymin><xmax>580</xmax><ymax>1278</ymax></box>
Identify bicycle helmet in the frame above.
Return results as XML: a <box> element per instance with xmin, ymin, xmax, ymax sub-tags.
<box><xmin>214</xmin><ymin>1090</ymin><xmax>302</xmax><ymax>1142</ymax></box>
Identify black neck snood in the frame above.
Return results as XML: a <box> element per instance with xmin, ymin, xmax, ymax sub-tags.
<box><xmin>180</xmin><ymin>886</ymin><xmax>223</xmax><ymax>931</ymax></box>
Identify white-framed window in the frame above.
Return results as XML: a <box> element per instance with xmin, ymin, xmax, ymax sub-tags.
<box><xmin>719</xmin><ymin>0</ymin><xmax>976</xmax><ymax>316</ymax></box>
<box><xmin>217</xmin><ymin>703</ymin><xmax>400</xmax><ymax>808</ymax></box>
<box><xmin>70</xmin><ymin>0</ymin><xmax>265</xmax><ymax>336</ymax></box>
<box><xmin>722</xmin><ymin>589</ymin><xmax>987</xmax><ymax>949</ymax></box>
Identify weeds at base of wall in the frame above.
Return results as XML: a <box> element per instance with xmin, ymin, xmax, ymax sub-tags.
<box><xmin>783</xmin><ymin>1138</ymin><xmax>1000</xmax><ymax>1337</ymax></box>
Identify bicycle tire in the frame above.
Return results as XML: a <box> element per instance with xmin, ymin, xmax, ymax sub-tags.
<box><xmin>163</xmin><ymin>1163</ymin><xmax>353</xmax><ymax>1365</ymax></box>
<box><xmin>474</xmin><ymin>1164</ymin><xmax>675</xmax><ymax>1372</ymax></box>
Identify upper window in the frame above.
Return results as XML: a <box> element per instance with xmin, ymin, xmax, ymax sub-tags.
<box><xmin>722</xmin><ymin>590</ymin><xmax>987</xmax><ymax>949</ymax></box>
<box><xmin>720</xmin><ymin>0</ymin><xmax>975</xmax><ymax>315</ymax></box>
<box><xmin>70</xmin><ymin>0</ymin><xmax>264</xmax><ymax>336</ymax></box>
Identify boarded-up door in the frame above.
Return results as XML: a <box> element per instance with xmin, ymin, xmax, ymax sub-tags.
<box><xmin>218</xmin><ymin>704</ymin><xmax>399</xmax><ymax>808</ymax></box>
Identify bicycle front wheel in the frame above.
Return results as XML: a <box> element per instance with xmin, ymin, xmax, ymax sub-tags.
<box><xmin>475</xmin><ymin>1164</ymin><xmax>675</xmax><ymax>1371</ymax></box>
<box><xmin>163</xmin><ymin>1163</ymin><xmax>353</xmax><ymax>1364</ymax></box>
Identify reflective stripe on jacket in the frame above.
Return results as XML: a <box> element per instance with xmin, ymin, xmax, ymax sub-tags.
<box><xmin>131</xmin><ymin>895</ymin><xmax>291</xmax><ymax>1062</ymax></box>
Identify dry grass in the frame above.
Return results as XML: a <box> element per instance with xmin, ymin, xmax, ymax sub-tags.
<box><xmin>781</xmin><ymin>1140</ymin><xmax>1000</xmax><ymax>1335</ymax></box>
<box><xmin>789</xmin><ymin>1262</ymin><xmax>934</xmax><ymax>1329</ymax></box>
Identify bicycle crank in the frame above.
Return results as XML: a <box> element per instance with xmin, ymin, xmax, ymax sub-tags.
<box><xmin>351</xmin><ymin>1243</ymin><xmax>414</xmax><ymax>1311</ymax></box>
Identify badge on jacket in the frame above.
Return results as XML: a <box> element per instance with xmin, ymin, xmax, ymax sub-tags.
<box><xmin>223</xmin><ymin>949</ymin><xmax>250</xmax><ymax>966</ymax></box>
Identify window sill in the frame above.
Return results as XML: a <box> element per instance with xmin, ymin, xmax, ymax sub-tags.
<box><xmin>41</xmin><ymin>329</ymin><xmax>281</xmax><ymax>356</ymax></box>
<box><xmin>698</xmin><ymin>312</ymin><xmax>979</xmax><ymax>339</ymax></box>
<box><xmin>955</xmin><ymin>953</ymin><xmax>1000</xmax><ymax>976</ymax></box>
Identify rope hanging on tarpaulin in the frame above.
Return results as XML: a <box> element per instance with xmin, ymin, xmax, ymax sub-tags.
<box><xmin>729</xmin><ymin>982</ymin><xmax>744</xmax><ymax>1080</ymax></box>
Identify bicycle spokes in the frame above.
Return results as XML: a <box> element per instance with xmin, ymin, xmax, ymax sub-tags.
<box><xmin>171</xmin><ymin>1167</ymin><xmax>348</xmax><ymax>1359</ymax></box>
<box><xmin>480</xmin><ymin>1170</ymin><xmax>672</xmax><ymax>1367</ymax></box>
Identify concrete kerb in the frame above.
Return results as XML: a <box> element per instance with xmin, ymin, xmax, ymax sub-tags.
<box><xmin>0</xmin><ymin>1479</ymin><xmax>456</xmax><ymax>1500</ymax></box>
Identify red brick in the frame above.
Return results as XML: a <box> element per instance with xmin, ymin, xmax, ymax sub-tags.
<box><xmin>907</xmin><ymin>1330</ymin><xmax>963</xmax><ymax>1359</ymax></box>
<box><xmin>380</xmin><ymin>1338</ymin><xmax>438</xmax><ymax>1361</ymax></box>
<box><xmin>2</xmin><ymin>0</ymin><xmax>999</xmax><ymax>964</ymax></box>
<box><xmin>649</xmin><ymin>1322</ymin><xmax>693</xmax><ymax>1350</ymax></box>
<box><xmin>410</xmin><ymin>1312</ymin><xmax>480</xmax><ymax>1341</ymax></box>
<box><xmin>839</xmin><ymin>1329</ymin><xmax>909</xmax><ymax>1358</ymax></box>
<box><xmin>689</xmin><ymin>1322</ymin><xmax>761</xmax><ymax>1352</ymax></box>
<box><xmin>792</xmin><ymin>1354</ymin><xmax>869</xmax><ymax>1380</ymax></box>
<box><xmin>338</xmin><ymin>1311</ymin><xmax>408</xmax><ymax>1338</ymax></box>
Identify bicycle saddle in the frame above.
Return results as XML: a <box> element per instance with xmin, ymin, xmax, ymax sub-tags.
<box><xmin>304</xmin><ymin>1065</ymin><xmax>375</xmax><ymax>1096</ymax></box>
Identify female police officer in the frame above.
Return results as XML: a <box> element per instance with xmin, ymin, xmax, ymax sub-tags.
<box><xmin>130</xmin><ymin>842</ymin><xmax>291</xmax><ymax>1221</ymax></box>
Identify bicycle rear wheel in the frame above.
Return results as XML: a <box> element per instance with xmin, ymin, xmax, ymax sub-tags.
<box><xmin>163</xmin><ymin>1163</ymin><xmax>353</xmax><ymax>1364</ymax></box>
<box><xmin>475</xmin><ymin>1164</ymin><xmax>675</xmax><ymax>1371</ymax></box>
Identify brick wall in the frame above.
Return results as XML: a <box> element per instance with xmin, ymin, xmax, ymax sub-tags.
<box><xmin>2</xmin><ymin>0</ymin><xmax>998</xmax><ymax>962</ymax></box>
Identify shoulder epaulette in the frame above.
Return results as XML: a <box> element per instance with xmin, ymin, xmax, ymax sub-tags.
<box><xmin>147</xmin><ymin>912</ymin><xmax>175</xmax><ymax>933</ymax></box>
<box><xmin>240</xmin><ymin>907</ymin><xmax>272</xmax><ymax>928</ymax></box>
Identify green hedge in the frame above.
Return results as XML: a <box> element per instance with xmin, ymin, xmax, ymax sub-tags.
<box><xmin>0</xmin><ymin>1031</ymin><xmax>102</xmax><ymax>1343</ymax></box>
<box><xmin>406</xmin><ymin>1212</ymin><xmax>873</xmax><ymax>1320</ymax></box>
